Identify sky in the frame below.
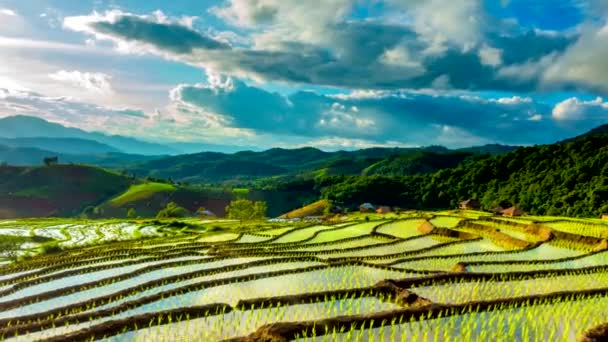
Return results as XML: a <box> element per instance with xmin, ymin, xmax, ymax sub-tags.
<box><xmin>0</xmin><ymin>0</ymin><xmax>607</xmax><ymax>150</ymax></box>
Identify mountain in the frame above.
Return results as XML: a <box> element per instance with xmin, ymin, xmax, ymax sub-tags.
<box><xmin>0</xmin><ymin>164</ymin><xmax>132</xmax><ymax>217</ymax></box>
<box><xmin>561</xmin><ymin>124</ymin><xmax>608</xmax><ymax>143</ymax></box>
<box><xmin>0</xmin><ymin>164</ymin><xmax>308</xmax><ymax>218</ymax></box>
<box><xmin>166</xmin><ymin>141</ymin><xmax>261</xmax><ymax>154</ymax></box>
<box><xmin>0</xmin><ymin>144</ymin><xmax>164</xmax><ymax>168</ymax></box>
<box><xmin>321</xmin><ymin>128</ymin><xmax>608</xmax><ymax>217</ymax></box>
<box><xmin>0</xmin><ymin>137</ymin><xmax>119</xmax><ymax>155</ymax></box>
<box><xmin>457</xmin><ymin>144</ymin><xmax>518</xmax><ymax>155</ymax></box>
<box><xmin>128</xmin><ymin>145</ymin><xmax>517</xmax><ymax>183</ymax></box>
<box><xmin>361</xmin><ymin>151</ymin><xmax>474</xmax><ymax>176</ymax></box>
<box><xmin>0</xmin><ymin>116</ymin><xmax>179</xmax><ymax>155</ymax></box>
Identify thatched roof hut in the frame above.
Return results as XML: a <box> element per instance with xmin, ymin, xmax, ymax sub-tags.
<box><xmin>376</xmin><ymin>206</ymin><xmax>392</xmax><ymax>214</ymax></box>
<box><xmin>359</xmin><ymin>203</ymin><xmax>375</xmax><ymax>212</ymax></box>
<box><xmin>459</xmin><ymin>199</ymin><xmax>481</xmax><ymax>210</ymax></box>
<box><xmin>502</xmin><ymin>206</ymin><xmax>524</xmax><ymax>217</ymax></box>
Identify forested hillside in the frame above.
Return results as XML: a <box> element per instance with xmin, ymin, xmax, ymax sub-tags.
<box><xmin>320</xmin><ymin>130</ymin><xmax>608</xmax><ymax>217</ymax></box>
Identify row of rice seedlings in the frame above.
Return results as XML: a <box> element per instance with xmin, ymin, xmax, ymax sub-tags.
<box><xmin>469</xmin><ymin>250</ymin><xmax>608</xmax><ymax>273</ymax></box>
<box><xmin>489</xmin><ymin>216</ymin><xmax>537</xmax><ymax>225</ymax></box>
<box><xmin>291</xmin><ymin>238</ymin><xmax>389</xmax><ymax>252</ymax></box>
<box><xmin>271</xmin><ymin>225</ymin><xmax>341</xmax><ymax>244</ymax></box>
<box><xmin>234</xmin><ymin>234</ymin><xmax>274</xmax><ymax>243</ymax></box>
<box><xmin>418</xmin><ymin>239</ymin><xmax>504</xmax><ymax>256</ymax></box>
<box><xmin>428</xmin><ymin>216</ymin><xmax>463</xmax><ymax>228</ymax></box>
<box><xmin>0</xmin><ymin>241</ymin><xmax>191</xmax><ymax>274</ymax></box>
<box><xmin>196</xmin><ymin>233</ymin><xmax>241</xmax><ymax>243</ymax></box>
<box><xmin>106</xmin><ymin>296</ymin><xmax>400</xmax><ymax>342</ymax></box>
<box><xmin>0</xmin><ymin>262</ymin><xmax>340</xmax><ymax>336</ymax></box>
<box><xmin>0</xmin><ymin>254</ymin><xmax>204</xmax><ymax>295</ymax></box>
<box><xmin>0</xmin><ymin>256</ymin><xmax>212</xmax><ymax>301</ymax></box>
<box><xmin>472</xmin><ymin>221</ymin><xmax>541</xmax><ymax>242</ymax></box>
<box><xmin>375</xmin><ymin>219</ymin><xmax>427</xmax><ymax>239</ymax></box>
<box><xmin>297</xmin><ymin>294</ymin><xmax>608</xmax><ymax>342</ymax></box>
<box><xmin>256</xmin><ymin>226</ymin><xmax>298</xmax><ymax>236</ymax></box>
<box><xmin>411</xmin><ymin>268</ymin><xmax>608</xmax><ymax>304</ymax></box>
<box><xmin>390</xmin><ymin>243</ymin><xmax>584</xmax><ymax>271</ymax></box>
<box><xmin>0</xmin><ymin>245</ymin><xmax>202</xmax><ymax>284</ymax></box>
<box><xmin>543</xmin><ymin>221</ymin><xmax>608</xmax><ymax>239</ymax></box>
<box><xmin>527</xmin><ymin>215</ymin><xmax>608</xmax><ymax>225</ymax></box>
<box><xmin>317</xmin><ymin>236</ymin><xmax>443</xmax><ymax>259</ymax></box>
<box><xmin>113</xmin><ymin>265</ymin><xmax>415</xmax><ymax>318</ymax></box>
<box><xmin>303</xmin><ymin>222</ymin><xmax>384</xmax><ymax>244</ymax></box>
<box><xmin>85</xmin><ymin>259</ymin><xmax>322</xmax><ymax>315</ymax></box>
<box><xmin>0</xmin><ymin>257</ymin><xmax>273</xmax><ymax>319</ymax></box>
<box><xmin>0</xmin><ymin>258</ymin><xmax>326</xmax><ymax>333</ymax></box>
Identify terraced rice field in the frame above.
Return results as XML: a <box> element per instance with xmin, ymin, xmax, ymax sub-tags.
<box><xmin>1</xmin><ymin>212</ymin><xmax>608</xmax><ymax>341</ymax></box>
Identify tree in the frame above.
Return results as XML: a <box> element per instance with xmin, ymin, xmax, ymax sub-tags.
<box><xmin>225</xmin><ymin>199</ymin><xmax>267</xmax><ymax>222</ymax></box>
<box><xmin>127</xmin><ymin>208</ymin><xmax>137</xmax><ymax>218</ymax></box>
<box><xmin>156</xmin><ymin>202</ymin><xmax>189</xmax><ymax>219</ymax></box>
<box><xmin>43</xmin><ymin>156</ymin><xmax>58</xmax><ymax>166</ymax></box>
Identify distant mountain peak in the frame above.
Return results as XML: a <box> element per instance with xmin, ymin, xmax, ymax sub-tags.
<box><xmin>0</xmin><ymin>115</ymin><xmax>177</xmax><ymax>155</ymax></box>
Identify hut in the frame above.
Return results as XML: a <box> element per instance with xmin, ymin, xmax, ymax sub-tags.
<box><xmin>359</xmin><ymin>203</ymin><xmax>375</xmax><ymax>213</ymax></box>
<box><xmin>376</xmin><ymin>206</ymin><xmax>392</xmax><ymax>214</ymax></box>
<box><xmin>502</xmin><ymin>206</ymin><xmax>524</xmax><ymax>217</ymax></box>
<box><xmin>491</xmin><ymin>207</ymin><xmax>504</xmax><ymax>215</ymax></box>
<box><xmin>459</xmin><ymin>199</ymin><xmax>481</xmax><ymax>210</ymax></box>
<box><xmin>200</xmin><ymin>210</ymin><xmax>216</xmax><ymax>218</ymax></box>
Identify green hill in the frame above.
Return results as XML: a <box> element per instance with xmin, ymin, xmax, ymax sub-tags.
<box><xmin>0</xmin><ymin>164</ymin><xmax>132</xmax><ymax>218</ymax></box>
<box><xmin>128</xmin><ymin>145</ymin><xmax>515</xmax><ymax>183</ymax></box>
<box><xmin>321</xmin><ymin>128</ymin><xmax>608</xmax><ymax>217</ymax></box>
<box><xmin>362</xmin><ymin>151</ymin><xmax>473</xmax><ymax>176</ymax></box>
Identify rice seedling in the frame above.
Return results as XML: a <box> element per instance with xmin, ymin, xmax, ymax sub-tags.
<box><xmin>1</xmin><ymin>212</ymin><xmax>607</xmax><ymax>341</ymax></box>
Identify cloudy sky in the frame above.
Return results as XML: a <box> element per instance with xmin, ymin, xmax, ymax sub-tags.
<box><xmin>0</xmin><ymin>0</ymin><xmax>607</xmax><ymax>150</ymax></box>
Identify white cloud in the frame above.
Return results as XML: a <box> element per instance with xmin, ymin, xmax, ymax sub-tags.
<box><xmin>552</xmin><ymin>97</ymin><xmax>608</xmax><ymax>121</ymax></box>
<box><xmin>380</xmin><ymin>45</ymin><xmax>424</xmax><ymax>69</ymax></box>
<box><xmin>296</xmin><ymin>137</ymin><xmax>413</xmax><ymax>150</ymax></box>
<box><xmin>0</xmin><ymin>88</ymin><xmax>144</xmax><ymax>134</ymax></box>
<box><xmin>48</xmin><ymin>70</ymin><xmax>114</xmax><ymax>94</ymax></box>
<box><xmin>392</xmin><ymin>0</ymin><xmax>484</xmax><ymax>55</ymax></box>
<box><xmin>543</xmin><ymin>22</ymin><xmax>608</xmax><ymax>92</ymax></box>
<box><xmin>495</xmin><ymin>96</ymin><xmax>533</xmax><ymax>105</ymax></box>
<box><xmin>478</xmin><ymin>44</ymin><xmax>503</xmax><ymax>67</ymax></box>
<box><xmin>318</xmin><ymin>102</ymin><xmax>377</xmax><ymax>134</ymax></box>
<box><xmin>0</xmin><ymin>8</ymin><xmax>16</xmax><ymax>16</ymax></box>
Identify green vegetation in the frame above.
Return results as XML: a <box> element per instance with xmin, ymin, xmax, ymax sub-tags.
<box><xmin>279</xmin><ymin>199</ymin><xmax>330</xmax><ymax>219</ymax></box>
<box><xmin>156</xmin><ymin>201</ymin><xmax>190</xmax><ymax>218</ymax></box>
<box><xmin>0</xmin><ymin>212</ymin><xmax>608</xmax><ymax>341</ymax></box>
<box><xmin>225</xmin><ymin>198</ymin><xmax>267</xmax><ymax>221</ymax></box>
<box><xmin>319</xmin><ymin>131</ymin><xmax>608</xmax><ymax>217</ymax></box>
<box><xmin>109</xmin><ymin>182</ymin><xmax>176</xmax><ymax>207</ymax></box>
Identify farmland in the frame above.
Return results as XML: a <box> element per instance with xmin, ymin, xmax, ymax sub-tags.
<box><xmin>1</xmin><ymin>211</ymin><xmax>608</xmax><ymax>341</ymax></box>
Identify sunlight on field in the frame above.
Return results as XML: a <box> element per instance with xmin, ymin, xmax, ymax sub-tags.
<box><xmin>0</xmin><ymin>211</ymin><xmax>608</xmax><ymax>341</ymax></box>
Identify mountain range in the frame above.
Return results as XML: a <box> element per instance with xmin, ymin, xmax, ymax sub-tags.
<box><xmin>0</xmin><ymin>122</ymin><xmax>606</xmax><ymax>219</ymax></box>
<box><xmin>0</xmin><ymin>115</ymin><xmax>518</xmax><ymax>182</ymax></box>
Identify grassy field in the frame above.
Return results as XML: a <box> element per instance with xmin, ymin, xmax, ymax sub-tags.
<box><xmin>0</xmin><ymin>211</ymin><xmax>608</xmax><ymax>341</ymax></box>
<box><xmin>108</xmin><ymin>182</ymin><xmax>177</xmax><ymax>207</ymax></box>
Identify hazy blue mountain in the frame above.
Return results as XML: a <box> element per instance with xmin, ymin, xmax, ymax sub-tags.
<box><xmin>0</xmin><ymin>137</ymin><xmax>119</xmax><ymax>155</ymax></box>
<box><xmin>0</xmin><ymin>116</ymin><xmax>179</xmax><ymax>155</ymax></box>
<box><xmin>0</xmin><ymin>144</ymin><xmax>163</xmax><ymax>167</ymax></box>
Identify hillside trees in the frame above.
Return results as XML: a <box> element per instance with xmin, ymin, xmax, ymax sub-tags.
<box><xmin>156</xmin><ymin>202</ymin><xmax>189</xmax><ymax>218</ymax></box>
<box><xmin>318</xmin><ymin>134</ymin><xmax>608</xmax><ymax>217</ymax></box>
<box><xmin>225</xmin><ymin>199</ymin><xmax>267</xmax><ymax>221</ymax></box>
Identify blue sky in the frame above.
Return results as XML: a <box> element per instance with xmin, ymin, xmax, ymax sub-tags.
<box><xmin>0</xmin><ymin>0</ymin><xmax>607</xmax><ymax>150</ymax></box>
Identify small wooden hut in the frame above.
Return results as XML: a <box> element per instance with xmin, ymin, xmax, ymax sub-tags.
<box><xmin>459</xmin><ymin>199</ymin><xmax>481</xmax><ymax>210</ymax></box>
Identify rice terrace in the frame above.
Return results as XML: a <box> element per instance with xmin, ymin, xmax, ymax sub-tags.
<box><xmin>0</xmin><ymin>210</ymin><xmax>608</xmax><ymax>341</ymax></box>
<box><xmin>3</xmin><ymin>0</ymin><xmax>608</xmax><ymax>341</ymax></box>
